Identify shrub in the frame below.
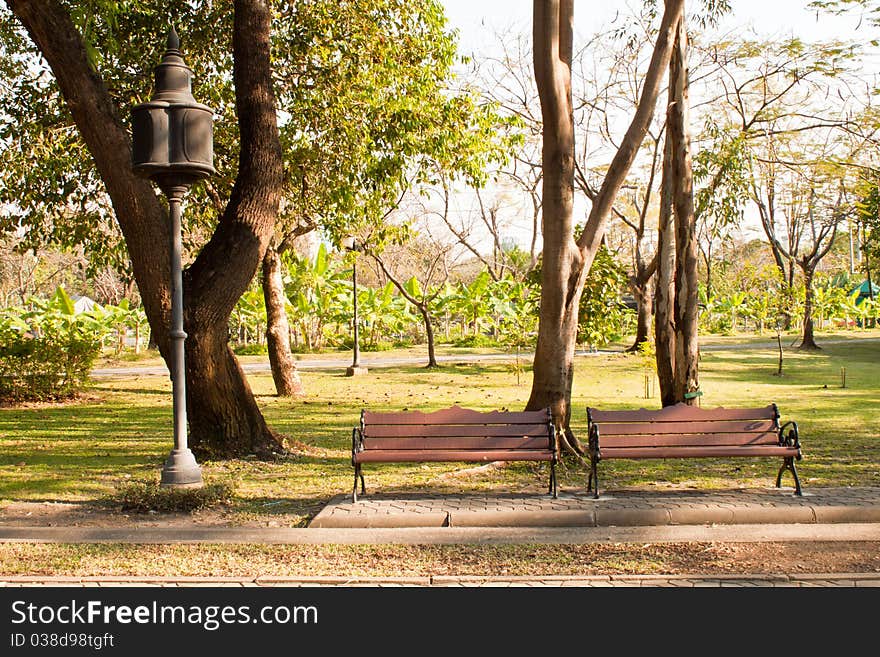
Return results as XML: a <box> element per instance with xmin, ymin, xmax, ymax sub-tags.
<box><xmin>452</xmin><ymin>334</ymin><xmax>498</xmax><ymax>348</ymax></box>
<box><xmin>233</xmin><ymin>343</ymin><xmax>268</xmax><ymax>356</ymax></box>
<box><xmin>113</xmin><ymin>478</ymin><xmax>235</xmax><ymax>513</ymax></box>
<box><xmin>0</xmin><ymin>289</ymin><xmax>104</xmax><ymax>402</ymax></box>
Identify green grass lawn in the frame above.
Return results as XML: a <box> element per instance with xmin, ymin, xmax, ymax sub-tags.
<box><xmin>2</xmin><ymin>332</ymin><xmax>879</xmax><ymax>528</ymax></box>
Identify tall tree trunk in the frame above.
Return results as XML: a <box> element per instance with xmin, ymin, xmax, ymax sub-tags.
<box><xmin>668</xmin><ymin>14</ymin><xmax>700</xmax><ymax>404</ymax></box>
<box><xmin>9</xmin><ymin>0</ymin><xmax>286</xmax><ymax>458</ymax></box>
<box><xmin>626</xmin><ymin>275</ymin><xmax>654</xmax><ymax>353</ymax></box>
<box><xmin>798</xmin><ymin>265</ymin><xmax>820</xmax><ymax>350</ymax></box>
<box><xmin>654</xmin><ymin>135</ymin><xmax>677</xmax><ymax>407</ymax></box>
<box><xmin>419</xmin><ymin>306</ymin><xmax>439</xmax><ymax>368</ymax></box>
<box><xmin>527</xmin><ymin>0</ymin><xmax>682</xmax><ymax>437</ymax></box>
<box><xmin>261</xmin><ymin>242</ymin><xmax>304</xmax><ymax>396</ymax></box>
<box><xmin>184</xmin><ymin>0</ymin><xmax>286</xmax><ymax>456</ymax></box>
<box><xmin>526</xmin><ymin>0</ymin><xmax>578</xmax><ymax>431</ymax></box>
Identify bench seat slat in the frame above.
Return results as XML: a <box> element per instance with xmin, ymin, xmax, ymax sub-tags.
<box><xmin>598</xmin><ymin>431</ymin><xmax>779</xmax><ymax>448</ymax></box>
<box><xmin>363</xmin><ymin>407</ymin><xmax>549</xmax><ymax>425</ymax></box>
<box><xmin>364</xmin><ymin>424</ymin><xmax>550</xmax><ymax>438</ymax></box>
<box><xmin>588</xmin><ymin>403</ymin><xmax>777</xmax><ymax>423</ymax></box>
<box><xmin>363</xmin><ymin>436</ymin><xmax>550</xmax><ymax>450</ymax></box>
<box><xmin>594</xmin><ymin>419</ymin><xmax>776</xmax><ymax>436</ymax></box>
<box><xmin>354</xmin><ymin>449</ymin><xmax>555</xmax><ymax>464</ymax></box>
<box><xmin>599</xmin><ymin>445</ymin><xmax>799</xmax><ymax>459</ymax></box>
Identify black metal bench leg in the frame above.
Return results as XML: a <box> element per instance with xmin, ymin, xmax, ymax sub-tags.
<box><xmin>776</xmin><ymin>457</ymin><xmax>803</xmax><ymax>496</ymax></box>
<box><xmin>549</xmin><ymin>462</ymin><xmax>558</xmax><ymax>498</ymax></box>
<box><xmin>590</xmin><ymin>458</ymin><xmax>599</xmax><ymax>499</ymax></box>
<box><xmin>352</xmin><ymin>464</ymin><xmax>362</xmax><ymax>503</ymax></box>
<box><xmin>787</xmin><ymin>457</ymin><xmax>802</xmax><ymax>496</ymax></box>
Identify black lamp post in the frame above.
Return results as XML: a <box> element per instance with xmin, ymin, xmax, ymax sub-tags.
<box><xmin>341</xmin><ymin>237</ymin><xmax>367</xmax><ymax>376</ymax></box>
<box><xmin>131</xmin><ymin>27</ymin><xmax>216</xmax><ymax>487</ymax></box>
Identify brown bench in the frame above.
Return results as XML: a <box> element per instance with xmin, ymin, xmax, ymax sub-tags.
<box><xmin>351</xmin><ymin>406</ymin><xmax>558</xmax><ymax>502</ymax></box>
<box><xmin>585</xmin><ymin>403</ymin><xmax>802</xmax><ymax>498</ymax></box>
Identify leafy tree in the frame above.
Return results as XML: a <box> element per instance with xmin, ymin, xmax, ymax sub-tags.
<box><xmin>4</xmin><ymin>0</ymin><xmax>286</xmax><ymax>458</ymax></box>
<box><xmin>260</xmin><ymin>0</ymin><xmax>507</xmax><ymax>391</ymax></box>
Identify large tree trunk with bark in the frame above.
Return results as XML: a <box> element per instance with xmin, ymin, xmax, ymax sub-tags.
<box><xmin>10</xmin><ymin>0</ymin><xmax>286</xmax><ymax>457</ymax></box>
<box><xmin>183</xmin><ymin>0</ymin><xmax>286</xmax><ymax>456</ymax></box>
<box><xmin>527</xmin><ymin>0</ymin><xmax>683</xmax><ymax>436</ymax></box>
<box><xmin>262</xmin><ymin>242</ymin><xmax>304</xmax><ymax>396</ymax></box>
<box><xmin>667</xmin><ymin>15</ymin><xmax>700</xmax><ymax>404</ymax></box>
<box><xmin>654</xmin><ymin>136</ymin><xmax>677</xmax><ymax>406</ymax></box>
<box><xmin>526</xmin><ymin>0</ymin><xmax>579</xmax><ymax>433</ymax></box>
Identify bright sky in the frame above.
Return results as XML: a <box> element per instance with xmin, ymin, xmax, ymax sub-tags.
<box><xmin>435</xmin><ymin>1</ymin><xmax>876</xmax><ymax>248</ymax></box>
<box><xmin>441</xmin><ymin>0</ymin><xmax>871</xmax><ymax>51</ymax></box>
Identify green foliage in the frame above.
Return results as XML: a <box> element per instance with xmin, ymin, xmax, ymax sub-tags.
<box><xmin>233</xmin><ymin>343</ymin><xmax>269</xmax><ymax>356</ymax></box>
<box><xmin>577</xmin><ymin>247</ymin><xmax>634</xmax><ymax>348</ymax></box>
<box><xmin>636</xmin><ymin>340</ymin><xmax>657</xmax><ymax>374</ymax></box>
<box><xmin>694</xmin><ymin>118</ymin><xmax>748</xmax><ymax>236</ymax></box>
<box><xmin>0</xmin><ymin>287</ymin><xmax>103</xmax><ymax>401</ymax></box>
<box><xmin>452</xmin><ymin>334</ymin><xmax>498</xmax><ymax>348</ymax></box>
<box><xmin>113</xmin><ymin>478</ymin><xmax>235</xmax><ymax>514</ymax></box>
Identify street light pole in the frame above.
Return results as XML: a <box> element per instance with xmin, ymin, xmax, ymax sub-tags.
<box><xmin>351</xmin><ymin>256</ymin><xmax>361</xmax><ymax>370</ymax></box>
<box><xmin>162</xmin><ymin>184</ymin><xmax>196</xmax><ymax>484</ymax></box>
<box><xmin>131</xmin><ymin>27</ymin><xmax>216</xmax><ymax>487</ymax></box>
<box><xmin>343</xmin><ymin>237</ymin><xmax>367</xmax><ymax>377</ymax></box>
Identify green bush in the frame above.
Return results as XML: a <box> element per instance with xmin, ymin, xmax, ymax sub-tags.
<box><xmin>452</xmin><ymin>334</ymin><xmax>498</xmax><ymax>348</ymax></box>
<box><xmin>113</xmin><ymin>478</ymin><xmax>235</xmax><ymax>513</ymax></box>
<box><xmin>233</xmin><ymin>343</ymin><xmax>268</xmax><ymax>356</ymax></box>
<box><xmin>0</xmin><ymin>289</ymin><xmax>104</xmax><ymax>402</ymax></box>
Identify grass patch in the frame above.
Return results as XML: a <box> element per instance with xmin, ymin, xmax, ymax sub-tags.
<box><xmin>112</xmin><ymin>478</ymin><xmax>235</xmax><ymax>513</ymax></box>
<box><xmin>1</xmin><ymin>331</ymin><xmax>879</xmax><ymax>519</ymax></box>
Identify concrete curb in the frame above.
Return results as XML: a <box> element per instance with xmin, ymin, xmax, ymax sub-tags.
<box><xmin>2</xmin><ymin>522</ymin><xmax>880</xmax><ymax>544</ymax></box>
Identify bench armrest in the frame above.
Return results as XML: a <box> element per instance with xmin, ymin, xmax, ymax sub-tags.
<box><xmin>351</xmin><ymin>427</ymin><xmax>364</xmax><ymax>464</ymax></box>
<box><xmin>588</xmin><ymin>423</ymin><xmax>600</xmax><ymax>459</ymax></box>
<box><xmin>779</xmin><ymin>420</ymin><xmax>801</xmax><ymax>453</ymax></box>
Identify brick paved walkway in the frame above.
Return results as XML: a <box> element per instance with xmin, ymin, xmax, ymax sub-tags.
<box><xmin>309</xmin><ymin>486</ymin><xmax>880</xmax><ymax>528</ymax></box>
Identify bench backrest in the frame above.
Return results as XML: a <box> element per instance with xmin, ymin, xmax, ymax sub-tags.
<box><xmin>361</xmin><ymin>406</ymin><xmax>553</xmax><ymax>451</ymax></box>
<box><xmin>587</xmin><ymin>403</ymin><xmax>780</xmax><ymax>448</ymax></box>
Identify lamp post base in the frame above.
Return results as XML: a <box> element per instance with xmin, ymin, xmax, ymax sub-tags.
<box><xmin>345</xmin><ymin>366</ymin><xmax>369</xmax><ymax>377</ymax></box>
<box><xmin>160</xmin><ymin>448</ymin><xmax>203</xmax><ymax>488</ymax></box>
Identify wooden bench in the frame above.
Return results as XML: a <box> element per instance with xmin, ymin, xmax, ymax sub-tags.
<box><xmin>351</xmin><ymin>406</ymin><xmax>558</xmax><ymax>502</ymax></box>
<box><xmin>585</xmin><ymin>403</ymin><xmax>802</xmax><ymax>499</ymax></box>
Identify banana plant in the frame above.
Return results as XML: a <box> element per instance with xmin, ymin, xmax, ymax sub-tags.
<box><xmin>452</xmin><ymin>270</ymin><xmax>493</xmax><ymax>337</ymax></box>
<box><xmin>356</xmin><ymin>280</ymin><xmax>410</xmax><ymax>348</ymax></box>
<box><xmin>285</xmin><ymin>244</ymin><xmax>350</xmax><ymax>350</ymax></box>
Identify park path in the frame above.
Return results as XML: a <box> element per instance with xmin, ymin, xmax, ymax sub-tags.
<box><xmin>91</xmin><ymin>336</ymin><xmax>880</xmax><ymax>379</ymax></box>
